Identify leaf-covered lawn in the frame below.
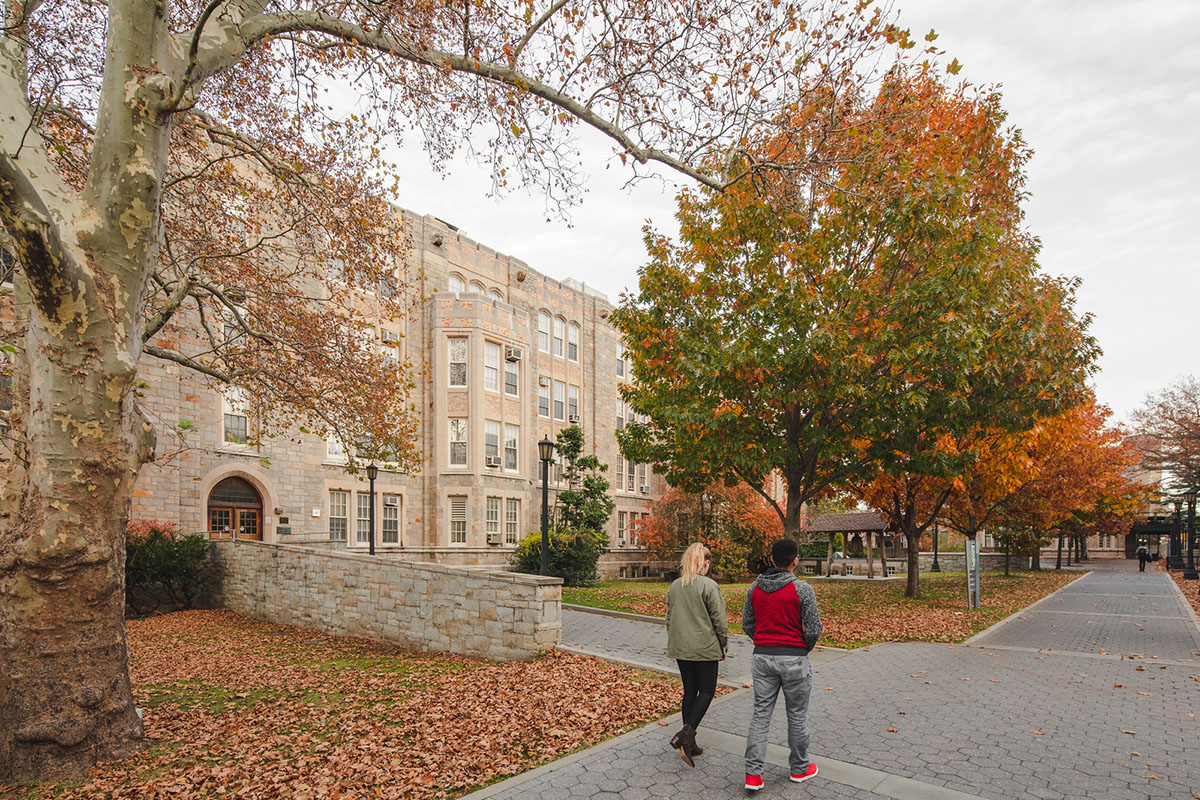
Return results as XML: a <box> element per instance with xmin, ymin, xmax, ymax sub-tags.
<box><xmin>564</xmin><ymin>570</ymin><xmax>1081</xmax><ymax>648</ymax></box>
<box><xmin>3</xmin><ymin>610</ymin><xmax>681</xmax><ymax>800</ymax></box>
<box><xmin>1164</xmin><ymin>564</ymin><xmax>1200</xmax><ymax>620</ymax></box>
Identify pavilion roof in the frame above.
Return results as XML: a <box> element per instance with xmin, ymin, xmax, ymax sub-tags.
<box><xmin>807</xmin><ymin>511</ymin><xmax>890</xmax><ymax>534</ymax></box>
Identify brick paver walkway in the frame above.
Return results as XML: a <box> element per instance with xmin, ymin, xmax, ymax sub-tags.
<box><xmin>465</xmin><ymin>563</ymin><xmax>1200</xmax><ymax>800</ymax></box>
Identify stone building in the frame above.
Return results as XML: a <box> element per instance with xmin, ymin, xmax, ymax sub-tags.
<box><xmin>129</xmin><ymin>210</ymin><xmax>662</xmax><ymax>578</ymax></box>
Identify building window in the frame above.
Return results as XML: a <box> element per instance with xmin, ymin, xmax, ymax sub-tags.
<box><xmin>448</xmin><ymin>337</ymin><xmax>467</xmax><ymax>387</ymax></box>
<box><xmin>490</xmin><ymin>289</ymin><xmax>504</xmax><ymax>302</ymax></box>
<box><xmin>567</xmin><ymin>322</ymin><xmax>580</xmax><ymax>361</ymax></box>
<box><xmin>471</xmin><ymin>280</ymin><xmax>486</xmax><ymax>294</ymax></box>
<box><xmin>538</xmin><ymin>312</ymin><xmax>550</xmax><ymax>352</ymax></box>
<box><xmin>616</xmin><ymin>398</ymin><xmax>625</xmax><ymax>431</ymax></box>
<box><xmin>487</xmin><ymin>496</ymin><xmax>501</xmax><ymax>539</ymax></box>
<box><xmin>449</xmin><ymin>274</ymin><xmax>465</xmax><ymax>292</ymax></box>
<box><xmin>504</xmin><ymin>424</ymin><xmax>519</xmax><ymax>470</ymax></box>
<box><xmin>553</xmin><ymin>455</ymin><xmax>564</xmax><ymax>484</ymax></box>
<box><xmin>538</xmin><ymin>382</ymin><xmax>550</xmax><ymax>417</ymax></box>
<box><xmin>553</xmin><ymin>380</ymin><xmax>565</xmax><ymax>421</ymax></box>
<box><xmin>637</xmin><ymin>463</ymin><xmax>648</xmax><ymax>493</ymax></box>
<box><xmin>618</xmin><ymin>511</ymin><xmax>627</xmax><ymax>545</ymax></box>
<box><xmin>449</xmin><ymin>495</ymin><xmax>467</xmax><ymax>544</ymax></box>
<box><xmin>505</xmin><ymin>498</ymin><xmax>520</xmax><ymax>544</ymax></box>
<box><xmin>356</xmin><ymin>493</ymin><xmax>371</xmax><ymax>544</ymax></box>
<box><xmin>553</xmin><ymin>317</ymin><xmax>565</xmax><ymax>357</ymax></box>
<box><xmin>222</xmin><ymin>389</ymin><xmax>249</xmax><ymax>444</ymax></box>
<box><xmin>329</xmin><ymin>490</ymin><xmax>348</xmax><ymax>541</ymax></box>
<box><xmin>484</xmin><ymin>341</ymin><xmax>500</xmax><ymax>391</ymax></box>
<box><xmin>382</xmin><ymin>496</ymin><xmax>400</xmax><ymax>543</ymax></box>
<box><xmin>617</xmin><ymin>347</ymin><xmax>626</xmax><ymax>378</ymax></box>
<box><xmin>449</xmin><ymin>418</ymin><xmax>468</xmax><ymax>466</ymax></box>
<box><xmin>485</xmin><ymin>420</ymin><xmax>500</xmax><ymax>462</ymax></box>
<box><xmin>504</xmin><ymin>357</ymin><xmax>519</xmax><ymax>396</ymax></box>
<box><xmin>627</xmin><ymin>461</ymin><xmax>636</xmax><ymax>492</ymax></box>
<box><xmin>568</xmin><ymin>385</ymin><xmax>579</xmax><ymax>420</ymax></box>
<box><xmin>616</xmin><ymin>456</ymin><xmax>625</xmax><ymax>492</ymax></box>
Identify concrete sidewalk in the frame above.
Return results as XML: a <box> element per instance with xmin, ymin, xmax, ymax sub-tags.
<box><xmin>463</xmin><ymin>563</ymin><xmax>1200</xmax><ymax>799</ymax></box>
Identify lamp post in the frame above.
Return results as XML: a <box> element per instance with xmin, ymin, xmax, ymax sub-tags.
<box><xmin>1170</xmin><ymin>499</ymin><xmax>1184</xmax><ymax>570</ymax></box>
<box><xmin>1184</xmin><ymin>489</ymin><xmax>1198</xmax><ymax>581</ymax></box>
<box><xmin>538</xmin><ymin>436</ymin><xmax>554</xmax><ymax>576</ymax></box>
<box><xmin>931</xmin><ymin>520</ymin><xmax>941</xmax><ymax>572</ymax></box>
<box><xmin>365</xmin><ymin>463</ymin><xmax>378</xmax><ymax>555</ymax></box>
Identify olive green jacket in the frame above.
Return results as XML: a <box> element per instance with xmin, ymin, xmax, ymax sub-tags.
<box><xmin>666</xmin><ymin>574</ymin><xmax>729</xmax><ymax>662</ymax></box>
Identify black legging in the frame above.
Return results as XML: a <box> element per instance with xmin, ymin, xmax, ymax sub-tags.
<box><xmin>677</xmin><ymin>659</ymin><xmax>719</xmax><ymax>729</ymax></box>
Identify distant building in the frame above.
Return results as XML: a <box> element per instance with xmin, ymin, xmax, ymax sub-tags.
<box><xmin>128</xmin><ymin>211</ymin><xmax>663</xmax><ymax>577</ymax></box>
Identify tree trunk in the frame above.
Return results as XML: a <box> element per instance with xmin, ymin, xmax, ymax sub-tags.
<box><xmin>904</xmin><ymin>527</ymin><xmax>921</xmax><ymax>598</ymax></box>
<box><xmin>1031</xmin><ymin>547</ymin><xmax>1041</xmax><ymax>571</ymax></box>
<box><xmin>1004</xmin><ymin>540</ymin><xmax>1010</xmax><ymax>576</ymax></box>
<box><xmin>826</xmin><ymin>535</ymin><xmax>834</xmax><ymax>577</ymax></box>
<box><xmin>0</xmin><ymin>0</ymin><xmax>170</xmax><ymax>780</ymax></box>
<box><xmin>877</xmin><ymin>532</ymin><xmax>888</xmax><ymax>576</ymax></box>
<box><xmin>865</xmin><ymin>528</ymin><xmax>875</xmax><ymax>578</ymax></box>
<box><xmin>1055</xmin><ymin>530</ymin><xmax>1064</xmax><ymax>570</ymax></box>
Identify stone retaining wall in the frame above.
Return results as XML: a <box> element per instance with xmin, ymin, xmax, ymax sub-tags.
<box><xmin>210</xmin><ymin>539</ymin><xmax>562</xmax><ymax>661</ymax></box>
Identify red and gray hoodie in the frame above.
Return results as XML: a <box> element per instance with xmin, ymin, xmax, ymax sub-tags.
<box><xmin>741</xmin><ymin>568</ymin><xmax>823</xmax><ymax>656</ymax></box>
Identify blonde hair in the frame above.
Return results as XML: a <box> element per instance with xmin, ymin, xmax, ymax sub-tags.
<box><xmin>680</xmin><ymin>542</ymin><xmax>710</xmax><ymax>586</ymax></box>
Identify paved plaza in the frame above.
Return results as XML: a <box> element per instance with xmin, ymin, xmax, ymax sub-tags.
<box><xmin>466</xmin><ymin>561</ymin><xmax>1200</xmax><ymax>799</ymax></box>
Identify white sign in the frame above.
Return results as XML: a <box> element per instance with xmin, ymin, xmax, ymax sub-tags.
<box><xmin>965</xmin><ymin>537</ymin><xmax>981</xmax><ymax>609</ymax></box>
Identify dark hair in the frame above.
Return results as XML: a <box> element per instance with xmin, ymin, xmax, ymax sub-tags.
<box><xmin>771</xmin><ymin>538</ymin><xmax>799</xmax><ymax>568</ymax></box>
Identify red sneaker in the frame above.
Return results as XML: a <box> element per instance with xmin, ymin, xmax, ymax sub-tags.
<box><xmin>745</xmin><ymin>773</ymin><xmax>764</xmax><ymax>791</ymax></box>
<box><xmin>790</xmin><ymin>762</ymin><xmax>818</xmax><ymax>783</ymax></box>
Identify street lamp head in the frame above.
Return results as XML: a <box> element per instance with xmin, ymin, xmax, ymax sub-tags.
<box><xmin>538</xmin><ymin>436</ymin><xmax>555</xmax><ymax>463</ymax></box>
<box><xmin>1175</xmin><ymin>498</ymin><xmax>1184</xmax><ymax>512</ymax></box>
<box><xmin>1187</xmin><ymin>489</ymin><xmax>1198</xmax><ymax>504</ymax></box>
<box><xmin>365</xmin><ymin>463</ymin><xmax>379</xmax><ymax>481</ymax></box>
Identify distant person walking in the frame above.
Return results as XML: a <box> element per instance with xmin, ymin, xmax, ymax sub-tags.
<box><xmin>1136</xmin><ymin>543</ymin><xmax>1151</xmax><ymax>572</ymax></box>
<box><xmin>666</xmin><ymin>542</ymin><xmax>728</xmax><ymax>767</ymax></box>
<box><xmin>742</xmin><ymin>538</ymin><xmax>822</xmax><ymax>792</ymax></box>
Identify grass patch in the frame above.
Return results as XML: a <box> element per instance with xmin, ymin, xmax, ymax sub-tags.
<box><xmin>564</xmin><ymin>570</ymin><xmax>1080</xmax><ymax>648</ymax></box>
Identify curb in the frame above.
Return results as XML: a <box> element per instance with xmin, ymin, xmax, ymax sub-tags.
<box><xmin>1162</xmin><ymin>566</ymin><xmax>1200</xmax><ymax>652</ymax></box>
<box><xmin>562</xmin><ymin>602</ymin><xmax>667</xmax><ymax>625</ymax></box>
<box><xmin>962</xmin><ymin>570</ymin><xmax>1090</xmax><ymax>645</ymax></box>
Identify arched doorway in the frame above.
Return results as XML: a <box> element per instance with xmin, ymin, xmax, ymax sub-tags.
<box><xmin>207</xmin><ymin>476</ymin><xmax>263</xmax><ymax>540</ymax></box>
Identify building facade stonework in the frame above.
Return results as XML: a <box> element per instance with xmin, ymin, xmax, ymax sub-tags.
<box><xmin>131</xmin><ymin>211</ymin><xmax>663</xmax><ymax>577</ymax></box>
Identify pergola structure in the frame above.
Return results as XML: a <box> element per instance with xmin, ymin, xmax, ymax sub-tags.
<box><xmin>808</xmin><ymin>511</ymin><xmax>895</xmax><ymax>578</ymax></box>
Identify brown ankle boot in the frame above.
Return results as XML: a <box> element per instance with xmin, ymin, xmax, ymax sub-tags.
<box><xmin>669</xmin><ymin>728</ymin><xmax>685</xmax><ymax>749</ymax></box>
<box><xmin>678</xmin><ymin>724</ymin><xmax>696</xmax><ymax>767</ymax></box>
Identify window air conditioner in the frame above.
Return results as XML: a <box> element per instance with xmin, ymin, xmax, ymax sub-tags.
<box><xmin>538</xmin><ymin>376</ymin><xmax>551</xmax><ymax>387</ymax></box>
<box><xmin>505</xmin><ymin>347</ymin><xmax>522</xmax><ymax>362</ymax></box>
<box><xmin>617</xmin><ymin>539</ymin><xmax>626</xmax><ymax>548</ymax></box>
<box><xmin>487</xmin><ymin>532</ymin><xmax>503</xmax><ymax>545</ymax></box>
<box><xmin>639</xmin><ymin>485</ymin><xmax>650</xmax><ymax>495</ymax></box>
<box><xmin>568</xmin><ymin>414</ymin><xmax>580</xmax><ymax>424</ymax></box>
<box><xmin>485</xmin><ymin>456</ymin><xmax>502</xmax><ymax>468</ymax></box>
<box><xmin>383</xmin><ymin>496</ymin><xmax>399</xmax><ymax>507</ymax></box>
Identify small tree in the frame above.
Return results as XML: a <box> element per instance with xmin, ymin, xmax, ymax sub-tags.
<box><xmin>552</xmin><ymin>426</ymin><xmax>614</xmax><ymax>537</ymax></box>
<box><xmin>636</xmin><ymin>483</ymin><xmax>782</xmax><ymax>580</ymax></box>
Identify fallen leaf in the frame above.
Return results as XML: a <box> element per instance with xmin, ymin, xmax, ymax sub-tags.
<box><xmin>1026</xmin><ymin>730</ymin><xmax>1044</xmax><ymax>735</ymax></box>
<box><xmin>887</xmin><ymin>728</ymin><xmax>898</xmax><ymax>732</ymax></box>
<box><xmin>1123</xmin><ymin>730</ymin><xmax>1136</xmax><ymax>735</ymax></box>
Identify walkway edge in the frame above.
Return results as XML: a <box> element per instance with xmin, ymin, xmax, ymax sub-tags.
<box><xmin>1163</xmin><ymin>565</ymin><xmax>1200</xmax><ymax>640</ymax></box>
<box><xmin>555</xmin><ymin>644</ymin><xmax>748</xmax><ymax>688</ymax></box>
<box><xmin>963</xmin><ymin>571</ymin><xmax>1089</xmax><ymax>645</ymax></box>
<box><xmin>455</xmin><ymin>689</ymin><xmax>745</xmax><ymax>799</ymax></box>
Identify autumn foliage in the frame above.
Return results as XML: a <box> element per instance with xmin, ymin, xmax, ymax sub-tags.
<box><xmin>636</xmin><ymin>483</ymin><xmax>783</xmax><ymax>579</ymax></box>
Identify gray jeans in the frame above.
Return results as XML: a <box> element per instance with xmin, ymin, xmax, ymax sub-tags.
<box><xmin>744</xmin><ymin>653</ymin><xmax>813</xmax><ymax>776</ymax></box>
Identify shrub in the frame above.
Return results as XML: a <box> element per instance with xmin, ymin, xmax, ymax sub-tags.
<box><xmin>126</xmin><ymin>520</ymin><xmax>213</xmax><ymax>614</ymax></box>
<box><xmin>510</xmin><ymin>527</ymin><xmax>605</xmax><ymax>587</ymax></box>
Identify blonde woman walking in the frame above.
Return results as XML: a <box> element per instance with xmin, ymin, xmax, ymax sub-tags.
<box><xmin>665</xmin><ymin>542</ymin><xmax>728</xmax><ymax>767</ymax></box>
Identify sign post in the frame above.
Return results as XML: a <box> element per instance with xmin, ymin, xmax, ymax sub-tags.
<box><xmin>965</xmin><ymin>536</ymin><xmax>981</xmax><ymax>610</ymax></box>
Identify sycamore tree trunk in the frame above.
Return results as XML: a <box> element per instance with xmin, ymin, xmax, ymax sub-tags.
<box><xmin>0</xmin><ymin>0</ymin><xmax>169</xmax><ymax>782</ymax></box>
<box><xmin>865</xmin><ymin>528</ymin><xmax>874</xmax><ymax>578</ymax></box>
<box><xmin>1056</xmin><ymin>530</ymin><xmax>1064</xmax><ymax>570</ymax></box>
<box><xmin>877</xmin><ymin>531</ymin><xmax>888</xmax><ymax>576</ymax></box>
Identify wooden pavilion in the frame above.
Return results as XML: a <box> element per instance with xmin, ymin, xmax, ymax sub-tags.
<box><xmin>808</xmin><ymin>511</ymin><xmax>896</xmax><ymax>578</ymax></box>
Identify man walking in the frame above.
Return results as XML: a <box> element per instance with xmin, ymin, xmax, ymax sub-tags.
<box><xmin>1136</xmin><ymin>543</ymin><xmax>1150</xmax><ymax>572</ymax></box>
<box><xmin>741</xmin><ymin>538</ymin><xmax>822</xmax><ymax>791</ymax></box>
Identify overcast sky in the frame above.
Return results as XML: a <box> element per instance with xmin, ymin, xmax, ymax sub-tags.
<box><xmin>386</xmin><ymin>1</ymin><xmax>1199</xmax><ymax>424</ymax></box>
